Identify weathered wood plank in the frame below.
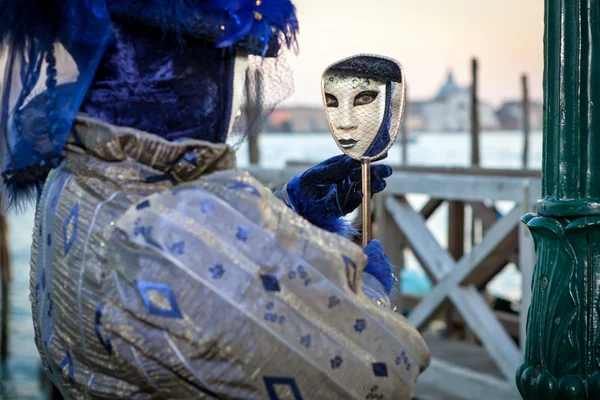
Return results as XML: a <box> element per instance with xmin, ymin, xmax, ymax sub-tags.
<box><xmin>385</xmin><ymin>196</ymin><xmax>454</xmax><ymax>282</ymax></box>
<box><xmin>449</xmin><ymin>287</ymin><xmax>521</xmax><ymax>379</ymax></box>
<box><xmin>250</xmin><ymin>166</ymin><xmax>542</xmax><ymax>204</ymax></box>
<box><xmin>466</xmin><ymin>227</ymin><xmax>519</xmax><ymax>288</ymax></box>
<box><xmin>382</xmin><ymin>173</ymin><xmax>542</xmax><ymax>203</ymax></box>
<box><xmin>285</xmin><ymin>161</ymin><xmax>542</xmax><ymax>178</ymax></box>
<box><xmin>402</xmin><ymin>294</ymin><xmax>520</xmax><ymax>339</ymax></box>
<box><xmin>471</xmin><ymin>202</ymin><xmax>499</xmax><ymax>234</ymax></box>
<box><xmin>407</xmin><ymin>206</ymin><xmax>523</xmax><ymax>329</ymax></box>
<box><xmin>420</xmin><ymin>199</ymin><xmax>444</xmax><ymax>220</ymax></box>
<box><xmin>418</xmin><ymin>358</ymin><xmax>520</xmax><ymax>400</ymax></box>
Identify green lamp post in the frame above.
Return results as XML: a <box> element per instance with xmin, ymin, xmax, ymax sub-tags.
<box><xmin>517</xmin><ymin>0</ymin><xmax>600</xmax><ymax>398</ymax></box>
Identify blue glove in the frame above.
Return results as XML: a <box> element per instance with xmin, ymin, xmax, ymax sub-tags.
<box><xmin>277</xmin><ymin>154</ymin><xmax>392</xmax><ymax>235</ymax></box>
<box><xmin>363</xmin><ymin>239</ymin><xmax>393</xmax><ymax>294</ymax></box>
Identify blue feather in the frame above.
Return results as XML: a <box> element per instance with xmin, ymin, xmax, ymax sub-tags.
<box><xmin>107</xmin><ymin>0</ymin><xmax>299</xmax><ymax>55</ymax></box>
<box><xmin>0</xmin><ymin>0</ymin><xmax>299</xmax><ymax>55</ymax></box>
<box><xmin>364</xmin><ymin>240</ymin><xmax>393</xmax><ymax>294</ymax></box>
<box><xmin>205</xmin><ymin>0</ymin><xmax>298</xmax><ymax>55</ymax></box>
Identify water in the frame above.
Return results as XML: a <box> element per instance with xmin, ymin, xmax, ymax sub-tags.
<box><xmin>3</xmin><ymin>130</ymin><xmax>542</xmax><ymax>398</ymax></box>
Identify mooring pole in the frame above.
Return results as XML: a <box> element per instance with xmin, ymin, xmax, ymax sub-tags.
<box><xmin>246</xmin><ymin>69</ymin><xmax>262</xmax><ymax>165</ymax></box>
<box><xmin>470</xmin><ymin>58</ymin><xmax>480</xmax><ymax>167</ymax></box>
<box><xmin>521</xmin><ymin>74</ymin><xmax>530</xmax><ymax>169</ymax></box>
<box><xmin>517</xmin><ymin>1</ymin><xmax>600</xmax><ymax>398</ymax></box>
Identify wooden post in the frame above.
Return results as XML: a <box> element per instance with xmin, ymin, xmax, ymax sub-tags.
<box><xmin>469</xmin><ymin>59</ymin><xmax>481</xmax><ymax>337</ymax></box>
<box><xmin>0</xmin><ymin>214</ymin><xmax>9</xmax><ymax>361</ymax></box>
<box><xmin>470</xmin><ymin>58</ymin><xmax>480</xmax><ymax>167</ymax></box>
<box><xmin>446</xmin><ymin>201</ymin><xmax>464</xmax><ymax>339</ymax></box>
<box><xmin>245</xmin><ymin>69</ymin><xmax>262</xmax><ymax>165</ymax></box>
<box><xmin>517</xmin><ymin>1</ymin><xmax>600</xmax><ymax>398</ymax></box>
<box><xmin>401</xmin><ymin>85</ymin><xmax>409</xmax><ymax>166</ymax></box>
<box><xmin>521</xmin><ymin>75</ymin><xmax>530</xmax><ymax>169</ymax></box>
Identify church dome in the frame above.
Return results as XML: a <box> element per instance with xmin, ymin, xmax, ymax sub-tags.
<box><xmin>436</xmin><ymin>70</ymin><xmax>460</xmax><ymax>100</ymax></box>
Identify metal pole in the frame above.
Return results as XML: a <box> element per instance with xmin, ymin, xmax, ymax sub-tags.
<box><xmin>361</xmin><ymin>157</ymin><xmax>371</xmax><ymax>248</ymax></box>
<box><xmin>401</xmin><ymin>85</ymin><xmax>409</xmax><ymax>166</ymax></box>
<box><xmin>517</xmin><ymin>1</ymin><xmax>600</xmax><ymax>398</ymax></box>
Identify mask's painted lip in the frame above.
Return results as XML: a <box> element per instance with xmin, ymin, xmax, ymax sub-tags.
<box><xmin>339</xmin><ymin>138</ymin><xmax>358</xmax><ymax>149</ymax></box>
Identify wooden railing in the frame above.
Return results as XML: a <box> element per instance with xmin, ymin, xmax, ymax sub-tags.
<box><xmin>247</xmin><ymin>163</ymin><xmax>540</xmax><ymax>400</ymax></box>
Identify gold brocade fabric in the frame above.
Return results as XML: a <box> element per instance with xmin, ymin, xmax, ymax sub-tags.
<box><xmin>29</xmin><ymin>116</ymin><xmax>430</xmax><ymax>400</ymax></box>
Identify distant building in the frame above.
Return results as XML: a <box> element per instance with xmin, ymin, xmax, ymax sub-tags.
<box><xmin>265</xmin><ymin>71</ymin><xmax>542</xmax><ymax>133</ymax></box>
<box><xmin>266</xmin><ymin>106</ymin><xmax>329</xmax><ymax>133</ymax></box>
<box><xmin>408</xmin><ymin>71</ymin><xmax>501</xmax><ymax>131</ymax></box>
<box><xmin>496</xmin><ymin>101</ymin><xmax>543</xmax><ymax>131</ymax></box>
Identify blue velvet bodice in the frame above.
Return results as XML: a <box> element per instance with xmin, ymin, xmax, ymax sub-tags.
<box><xmin>80</xmin><ymin>22</ymin><xmax>236</xmax><ymax>143</ymax></box>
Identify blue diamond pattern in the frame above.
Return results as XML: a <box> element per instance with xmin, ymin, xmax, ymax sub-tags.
<box><xmin>300</xmin><ymin>334</ymin><xmax>311</xmax><ymax>349</ymax></box>
<box><xmin>47</xmin><ymin>233</ymin><xmax>52</xmax><ymax>246</ymax></box>
<box><xmin>201</xmin><ymin>200</ymin><xmax>215</xmax><ymax>213</ymax></box>
<box><xmin>135</xmin><ymin>280</ymin><xmax>183</xmax><ymax>319</ymax></box>
<box><xmin>59</xmin><ymin>350</ymin><xmax>74</xmax><ymax>382</ymax></box>
<box><xmin>144</xmin><ymin>174</ymin><xmax>177</xmax><ymax>185</ymax></box>
<box><xmin>328</xmin><ymin>295</ymin><xmax>340</xmax><ymax>309</ymax></box>
<box><xmin>260</xmin><ymin>275</ymin><xmax>280</xmax><ymax>292</ymax></box>
<box><xmin>41</xmin><ymin>269</ymin><xmax>46</xmax><ymax>291</ymax></box>
<box><xmin>95</xmin><ymin>302</ymin><xmax>112</xmax><ymax>355</ymax></box>
<box><xmin>183</xmin><ymin>150</ymin><xmax>198</xmax><ymax>165</ymax></box>
<box><xmin>136</xmin><ymin>200</ymin><xmax>151</xmax><ymax>210</ymax></box>
<box><xmin>210</xmin><ymin>264</ymin><xmax>225</xmax><ymax>279</ymax></box>
<box><xmin>354</xmin><ymin>319</ymin><xmax>367</xmax><ymax>333</ymax></box>
<box><xmin>372</xmin><ymin>362</ymin><xmax>388</xmax><ymax>377</ymax></box>
<box><xmin>168</xmin><ymin>241</ymin><xmax>185</xmax><ymax>255</ymax></box>
<box><xmin>342</xmin><ymin>255</ymin><xmax>358</xmax><ymax>292</ymax></box>
<box><xmin>236</xmin><ymin>227</ymin><xmax>250</xmax><ymax>242</ymax></box>
<box><xmin>330</xmin><ymin>356</ymin><xmax>343</xmax><ymax>369</ymax></box>
<box><xmin>263</xmin><ymin>376</ymin><xmax>304</xmax><ymax>400</ymax></box>
<box><xmin>63</xmin><ymin>203</ymin><xmax>79</xmax><ymax>256</ymax></box>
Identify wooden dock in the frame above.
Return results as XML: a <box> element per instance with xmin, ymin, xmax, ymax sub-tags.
<box><xmin>414</xmin><ymin>331</ymin><xmax>520</xmax><ymax>399</ymax></box>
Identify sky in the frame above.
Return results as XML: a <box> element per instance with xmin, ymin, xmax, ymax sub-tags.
<box><xmin>282</xmin><ymin>0</ymin><xmax>544</xmax><ymax>107</ymax></box>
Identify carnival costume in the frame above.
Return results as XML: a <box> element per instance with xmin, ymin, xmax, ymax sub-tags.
<box><xmin>0</xmin><ymin>1</ymin><xmax>430</xmax><ymax>399</ymax></box>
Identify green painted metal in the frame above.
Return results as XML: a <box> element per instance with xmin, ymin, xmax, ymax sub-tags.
<box><xmin>517</xmin><ymin>0</ymin><xmax>600</xmax><ymax>398</ymax></box>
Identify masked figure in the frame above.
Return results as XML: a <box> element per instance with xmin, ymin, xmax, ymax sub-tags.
<box><xmin>0</xmin><ymin>1</ymin><xmax>429</xmax><ymax>399</ymax></box>
<box><xmin>324</xmin><ymin>73</ymin><xmax>387</xmax><ymax>158</ymax></box>
<box><xmin>322</xmin><ymin>55</ymin><xmax>404</xmax><ymax>160</ymax></box>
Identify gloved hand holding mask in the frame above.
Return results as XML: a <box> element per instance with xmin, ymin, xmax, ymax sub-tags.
<box><xmin>275</xmin><ymin>154</ymin><xmax>392</xmax><ymax>235</ymax></box>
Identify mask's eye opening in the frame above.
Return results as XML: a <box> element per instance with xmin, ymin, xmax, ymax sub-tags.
<box><xmin>353</xmin><ymin>90</ymin><xmax>379</xmax><ymax>106</ymax></box>
<box><xmin>325</xmin><ymin>93</ymin><xmax>338</xmax><ymax>108</ymax></box>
